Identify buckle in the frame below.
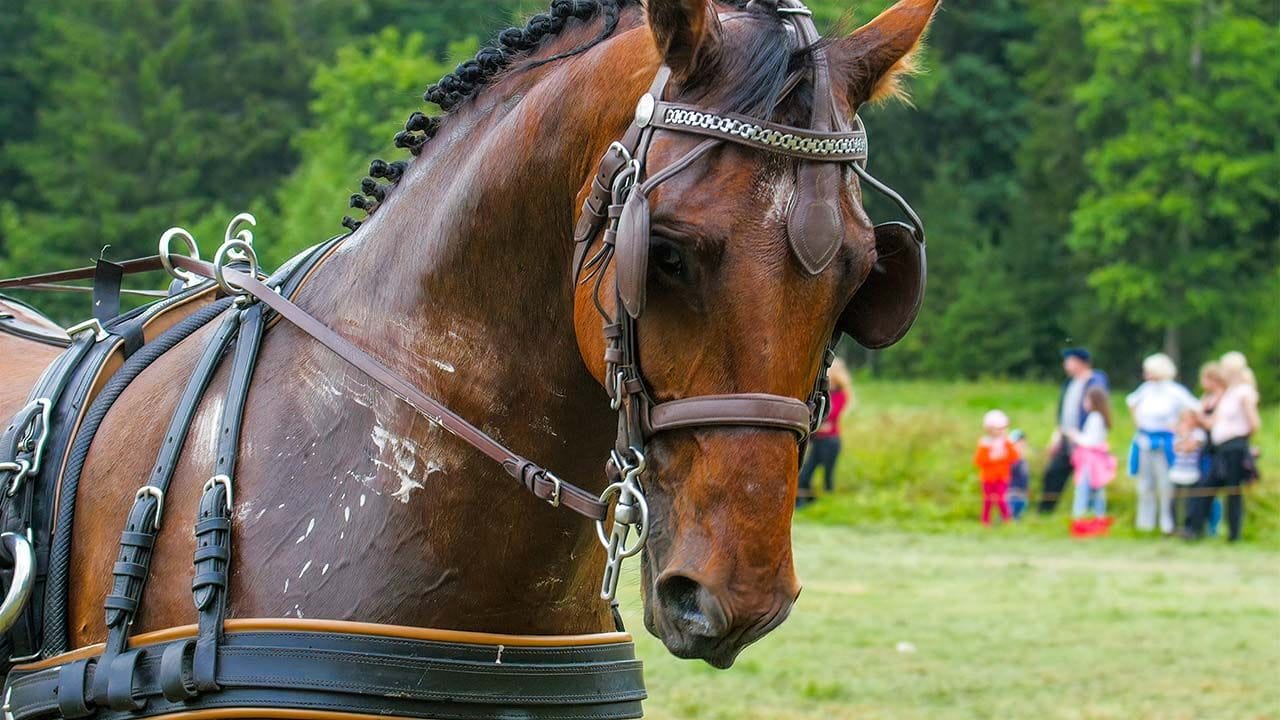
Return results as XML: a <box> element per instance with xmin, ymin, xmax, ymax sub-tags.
<box><xmin>545</xmin><ymin>473</ymin><xmax>562</xmax><ymax>508</ymax></box>
<box><xmin>135</xmin><ymin>486</ymin><xmax>165</xmax><ymax>529</ymax></box>
<box><xmin>203</xmin><ymin>475</ymin><xmax>233</xmax><ymax>512</ymax></box>
<box><xmin>65</xmin><ymin>318</ymin><xmax>108</xmax><ymax>342</ymax></box>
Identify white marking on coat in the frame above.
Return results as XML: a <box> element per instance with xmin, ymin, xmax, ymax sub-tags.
<box><xmin>299</xmin><ymin>561</ymin><xmax>312</xmax><ymax>579</ymax></box>
<box><xmin>430</xmin><ymin>359</ymin><xmax>456</xmax><ymax>373</ymax></box>
<box><xmin>322</xmin><ymin>564</ymin><xmax>330</xmax><ymax>576</ymax></box>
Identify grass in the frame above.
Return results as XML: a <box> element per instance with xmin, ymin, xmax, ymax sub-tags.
<box><xmin>621</xmin><ymin>379</ymin><xmax>1279</xmax><ymax>718</ymax></box>
<box><xmin>623</xmin><ymin>524</ymin><xmax>1280</xmax><ymax>719</ymax></box>
<box><xmin>800</xmin><ymin>379</ymin><xmax>1280</xmax><ymax>545</ymax></box>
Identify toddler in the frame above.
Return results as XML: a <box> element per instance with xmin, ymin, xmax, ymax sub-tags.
<box><xmin>1007</xmin><ymin>429</ymin><xmax>1030</xmax><ymax>520</ymax></box>
<box><xmin>973</xmin><ymin>410</ymin><xmax>1019</xmax><ymax>525</ymax></box>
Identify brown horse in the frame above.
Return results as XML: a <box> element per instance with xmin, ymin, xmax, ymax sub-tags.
<box><xmin>10</xmin><ymin>0</ymin><xmax>939</xmax><ymax>672</ymax></box>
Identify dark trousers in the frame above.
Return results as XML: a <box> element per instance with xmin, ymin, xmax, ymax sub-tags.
<box><xmin>798</xmin><ymin>437</ymin><xmax>841</xmax><ymax>500</ymax></box>
<box><xmin>1187</xmin><ymin>438</ymin><xmax>1248</xmax><ymax>541</ymax></box>
<box><xmin>1038</xmin><ymin>440</ymin><xmax>1074</xmax><ymax>514</ymax></box>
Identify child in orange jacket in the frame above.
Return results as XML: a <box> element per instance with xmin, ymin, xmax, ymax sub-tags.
<box><xmin>974</xmin><ymin>410</ymin><xmax>1020</xmax><ymax>525</ymax></box>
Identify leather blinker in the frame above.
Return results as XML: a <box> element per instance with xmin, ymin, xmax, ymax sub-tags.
<box><xmin>615</xmin><ymin>190</ymin><xmax>651</xmax><ymax>318</ymax></box>
<box><xmin>839</xmin><ymin>221</ymin><xmax>926</xmax><ymax>349</ymax></box>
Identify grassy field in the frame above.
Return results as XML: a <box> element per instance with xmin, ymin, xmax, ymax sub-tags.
<box><xmin>624</xmin><ymin>379</ymin><xmax>1279</xmax><ymax>718</ymax></box>
<box><xmin>624</xmin><ymin>525</ymin><xmax>1280</xmax><ymax>719</ymax></box>
<box><xmin>801</xmin><ymin>379</ymin><xmax>1280</xmax><ymax>545</ymax></box>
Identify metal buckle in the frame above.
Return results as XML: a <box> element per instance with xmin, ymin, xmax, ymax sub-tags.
<box><xmin>545</xmin><ymin>473</ymin><xmax>562</xmax><ymax>508</ymax></box>
<box><xmin>203</xmin><ymin>474</ymin><xmax>234</xmax><ymax>512</ymax></box>
<box><xmin>609</xmin><ymin>371</ymin><xmax>625</xmax><ymax>410</ymax></box>
<box><xmin>135</xmin><ymin>486</ymin><xmax>165</xmax><ymax>529</ymax></box>
<box><xmin>65</xmin><ymin>318</ymin><xmax>108</xmax><ymax>342</ymax></box>
<box><xmin>0</xmin><ymin>532</ymin><xmax>35</xmax><ymax>636</ymax></box>
<box><xmin>597</xmin><ymin>449</ymin><xmax>649</xmax><ymax>601</ymax></box>
<box><xmin>18</xmin><ymin>399</ymin><xmax>51</xmax><ymax>474</ymax></box>
<box><xmin>0</xmin><ymin>461</ymin><xmax>29</xmax><ymax>498</ymax></box>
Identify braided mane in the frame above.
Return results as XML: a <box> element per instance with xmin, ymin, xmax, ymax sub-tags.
<box><xmin>343</xmin><ymin>0</ymin><xmax>778</xmax><ymax>231</ymax></box>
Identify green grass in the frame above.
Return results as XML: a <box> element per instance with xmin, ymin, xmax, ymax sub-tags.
<box><xmin>623</xmin><ymin>524</ymin><xmax>1280</xmax><ymax>719</ymax></box>
<box><xmin>799</xmin><ymin>379</ymin><xmax>1280</xmax><ymax>545</ymax></box>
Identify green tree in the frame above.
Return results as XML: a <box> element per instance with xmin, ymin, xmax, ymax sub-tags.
<box><xmin>265</xmin><ymin>29</ymin><xmax>463</xmax><ymax>266</ymax></box>
<box><xmin>1068</xmin><ymin>0</ymin><xmax>1280</xmax><ymax>367</ymax></box>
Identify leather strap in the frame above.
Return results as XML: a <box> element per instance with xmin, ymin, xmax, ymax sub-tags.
<box><xmin>170</xmin><ymin>257</ymin><xmax>609</xmax><ymax>523</ymax></box>
<box><xmin>646</xmin><ymin>394</ymin><xmax>813</xmax><ymax>437</ymax></box>
<box><xmin>9</xmin><ymin>629</ymin><xmax>645</xmax><ymax>720</ymax></box>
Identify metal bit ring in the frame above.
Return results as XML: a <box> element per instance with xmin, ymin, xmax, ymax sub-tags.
<box><xmin>158</xmin><ymin>228</ymin><xmax>201</xmax><ymax>286</ymax></box>
<box><xmin>213</xmin><ymin>239</ymin><xmax>259</xmax><ymax>297</ymax></box>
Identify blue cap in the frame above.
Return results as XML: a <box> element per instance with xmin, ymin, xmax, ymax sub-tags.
<box><xmin>1062</xmin><ymin>347</ymin><xmax>1092</xmax><ymax>363</ymax></box>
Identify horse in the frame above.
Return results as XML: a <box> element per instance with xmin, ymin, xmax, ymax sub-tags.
<box><xmin>7</xmin><ymin>0</ymin><xmax>938</xmax><ymax>680</ymax></box>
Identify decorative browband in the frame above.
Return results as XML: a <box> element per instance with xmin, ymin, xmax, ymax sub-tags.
<box><xmin>639</xmin><ymin>97</ymin><xmax>868</xmax><ymax>162</ymax></box>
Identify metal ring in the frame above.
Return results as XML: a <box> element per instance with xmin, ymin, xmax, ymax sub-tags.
<box><xmin>223</xmin><ymin>213</ymin><xmax>257</xmax><ymax>261</ymax></box>
<box><xmin>158</xmin><ymin>228</ymin><xmax>201</xmax><ymax>286</ymax></box>
<box><xmin>0</xmin><ymin>532</ymin><xmax>35</xmax><ymax>634</ymax></box>
<box><xmin>595</xmin><ymin>482</ymin><xmax>626</xmax><ymax>549</ymax></box>
<box><xmin>213</xmin><ymin>239</ymin><xmax>259</xmax><ymax>297</ymax></box>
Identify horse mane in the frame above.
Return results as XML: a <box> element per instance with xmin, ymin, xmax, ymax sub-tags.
<box><xmin>343</xmin><ymin>0</ymin><xmax>813</xmax><ymax>231</ymax></box>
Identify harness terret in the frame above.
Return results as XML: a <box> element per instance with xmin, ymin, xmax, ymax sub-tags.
<box><xmin>0</xmin><ymin>3</ymin><xmax>926</xmax><ymax>717</ymax></box>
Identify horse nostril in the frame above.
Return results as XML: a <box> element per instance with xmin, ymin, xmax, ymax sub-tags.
<box><xmin>656</xmin><ymin>574</ymin><xmax>727</xmax><ymax>636</ymax></box>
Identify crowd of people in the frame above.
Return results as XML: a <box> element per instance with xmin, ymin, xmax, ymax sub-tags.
<box><xmin>794</xmin><ymin>348</ymin><xmax>1263</xmax><ymax>542</ymax></box>
<box><xmin>977</xmin><ymin>348</ymin><xmax>1263</xmax><ymax>541</ymax></box>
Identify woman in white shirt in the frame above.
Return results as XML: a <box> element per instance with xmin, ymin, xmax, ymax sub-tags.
<box><xmin>1187</xmin><ymin>352</ymin><xmax>1261</xmax><ymax>541</ymax></box>
<box><xmin>1126</xmin><ymin>353</ymin><xmax>1199</xmax><ymax>534</ymax></box>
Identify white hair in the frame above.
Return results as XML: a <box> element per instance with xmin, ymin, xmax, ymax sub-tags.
<box><xmin>1142</xmin><ymin>353</ymin><xmax>1177</xmax><ymax>382</ymax></box>
<box><xmin>1220</xmin><ymin>351</ymin><xmax>1255</xmax><ymax>387</ymax></box>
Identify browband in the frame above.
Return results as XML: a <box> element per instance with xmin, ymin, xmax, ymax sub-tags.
<box><xmin>643</xmin><ymin>101</ymin><xmax>868</xmax><ymax>162</ymax></box>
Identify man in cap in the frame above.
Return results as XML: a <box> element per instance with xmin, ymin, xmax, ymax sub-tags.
<box><xmin>1039</xmin><ymin>348</ymin><xmax>1109</xmax><ymax>514</ymax></box>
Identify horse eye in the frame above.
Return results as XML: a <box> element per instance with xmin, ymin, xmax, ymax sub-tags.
<box><xmin>651</xmin><ymin>240</ymin><xmax>687</xmax><ymax>282</ymax></box>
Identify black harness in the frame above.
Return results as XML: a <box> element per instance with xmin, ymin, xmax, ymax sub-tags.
<box><xmin>0</xmin><ymin>236</ymin><xmax>645</xmax><ymax>719</ymax></box>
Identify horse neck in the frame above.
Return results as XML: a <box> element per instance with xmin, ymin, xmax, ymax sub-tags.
<box><xmin>287</xmin><ymin>35</ymin><xmax>656</xmax><ymax>632</ymax></box>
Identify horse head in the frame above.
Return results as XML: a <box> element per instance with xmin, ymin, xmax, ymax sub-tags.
<box><xmin>572</xmin><ymin>0</ymin><xmax>937</xmax><ymax>668</ymax></box>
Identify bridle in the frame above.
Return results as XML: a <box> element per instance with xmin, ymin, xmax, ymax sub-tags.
<box><xmin>572</xmin><ymin>1</ymin><xmax>926</xmax><ymax>599</ymax></box>
<box><xmin>0</xmin><ymin>0</ymin><xmax>926</xmax><ymax>622</ymax></box>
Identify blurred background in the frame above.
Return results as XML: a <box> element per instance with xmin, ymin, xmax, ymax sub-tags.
<box><xmin>1</xmin><ymin>1</ymin><xmax>1277</xmax><ymax>718</ymax></box>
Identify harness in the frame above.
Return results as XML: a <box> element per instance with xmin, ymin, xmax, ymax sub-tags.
<box><xmin>0</xmin><ymin>3</ymin><xmax>925</xmax><ymax>717</ymax></box>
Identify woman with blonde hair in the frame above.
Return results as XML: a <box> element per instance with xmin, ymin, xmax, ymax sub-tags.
<box><xmin>1187</xmin><ymin>352</ymin><xmax>1261</xmax><ymax>541</ymax></box>
<box><xmin>1125</xmin><ymin>353</ymin><xmax>1199</xmax><ymax>533</ymax></box>
<box><xmin>797</xmin><ymin>358</ymin><xmax>854</xmax><ymax>507</ymax></box>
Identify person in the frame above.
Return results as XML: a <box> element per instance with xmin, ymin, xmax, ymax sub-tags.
<box><xmin>1067</xmin><ymin>387</ymin><xmax>1116</xmax><ymax>520</ymax></box>
<box><xmin>1170</xmin><ymin>408</ymin><xmax>1208</xmax><ymax>530</ymax></box>
<box><xmin>1186</xmin><ymin>352</ymin><xmax>1261</xmax><ymax>541</ymax></box>
<box><xmin>796</xmin><ymin>358</ymin><xmax>853</xmax><ymax>507</ymax></box>
<box><xmin>1194</xmin><ymin>363</ymin><xmax>1226</xmax><ymax>535</ymax></box>
<box><xmin>1039</xmin><ymin>348</ymin><xmax>1109</xmax><ymax>514</ymax></box>
<box><xmin>1007</xmin><ymin>429</ymin><xmax>1031</xmax><ymax>520</ymax></box>
<box><xmin>973</xmin><ymin>410</ymin><xmax>1019</xmax><ymax>525</ymax></box>
<box><xmin>1125</xmin><ymin>353</ymin><xmax>1199</xmax><ymax>534</ymax></box>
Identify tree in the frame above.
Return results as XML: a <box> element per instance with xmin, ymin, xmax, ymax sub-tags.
<box><xmin>265</xmin><ymin>29</ymin><xmax>464</xmax><ymax>266</ymax></box>
<box><xmin>1068</xmin><ymin>0</ymin><xmax>1280</xmax><ymax>367</ymax></box>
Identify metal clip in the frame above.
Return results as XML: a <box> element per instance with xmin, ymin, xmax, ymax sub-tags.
<box><xmin>0</xmin><ymin>461</ymin><xmax>30</xmax><ymax>498</ymax></box>
<box><xmin>597</xmin><ymin>450</ymin><xmax>650</xmax><ymax>601</ymax></box>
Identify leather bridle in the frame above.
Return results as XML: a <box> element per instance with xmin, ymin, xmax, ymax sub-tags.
<box><xmin>572</xmin><ymin>1</ymin><xmax>926</xmax><ymax>598</ymax></box>
<box><xmin>0</xmin><ymin>0</ymin><xmax>926</xmax><ymax>613</ymax></box>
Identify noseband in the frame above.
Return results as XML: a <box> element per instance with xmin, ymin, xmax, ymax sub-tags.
<box><xmin>572</xmin><ymin>1</ymin><xmax>926</xmax><ymax>599</ymax></box>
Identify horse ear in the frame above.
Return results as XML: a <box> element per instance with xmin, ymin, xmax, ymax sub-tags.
<box><xmin>839</xmin><ymin>222</ymin><xmax>926</xmax><ymax>349</ymax></box>
<box><xmin>646</xmin><ymin>0</ymin><xmax>713</xmax><ymax>80</ymax></box>
<box><xmin>833</xmin><ymin>0</ymin><xmax>940</xmax><ymax>107</ymax></box>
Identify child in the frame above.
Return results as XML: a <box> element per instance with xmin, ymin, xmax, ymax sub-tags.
<box><xmin>1170</xmin><ymin>408</ymin><xmax>1207</xmax><ymax>531</ymax></box>
<box><xmin>1068</xmin><ymin>387</ymin><xmax>1116</xmax><ymax>521</ymax></box>
<box><xmin>1007</xmin><ymin>429</ymin><xmax>1031</xmax><ymax>520</ymax></box>
<box><xmin>973</xmin><ymin>410</ymin><xmax>1019</xmax><ymax>525</ymax></box>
